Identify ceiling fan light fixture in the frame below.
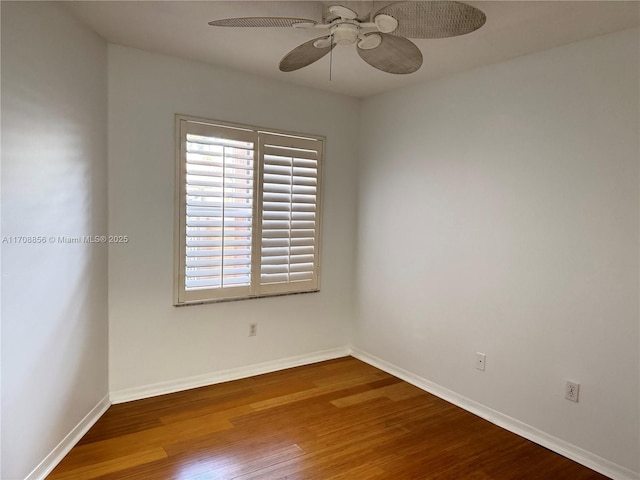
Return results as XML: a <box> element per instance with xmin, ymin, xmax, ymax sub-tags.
<box><xmin>374</xmin><ymin>14</ymin><xmax>398</xmax><ymax>33</ymax></box>
<box><xmin>358</xmin><ymin>33</ymin><xmax>382</xmax><ymax>50</ymax></box>
<box><xmin>313</xmin><ymin>37</ymin><xmax>333</xmax><ymax>48</ymax></box>
<box><xmin>332</xmin><ymin>23</ymin><xmax>359</xmax><ymax>45</ymax></box>
<box><xmin>328</xmin><ymin>5</ymin><xmax>358</xmax><ymax>20</ymax></box>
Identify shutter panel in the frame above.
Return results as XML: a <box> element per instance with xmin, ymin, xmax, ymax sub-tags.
<box><xmin>178</xmin><ymin>121</ymin><xmax>256</xmax><ymax>303</ymax></box>
<box><xmin>175</xmin><ymin>117</ymin><xmax>323</xmax><ymax>305</ymax></box>
<box><xmin>258</xmin><ymin>133</ymin><xmax>323</xmax><ymax>295</ymax></box>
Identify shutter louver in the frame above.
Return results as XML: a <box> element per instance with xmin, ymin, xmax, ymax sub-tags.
<box><xmin>259</xmin><ymin>135</ymin><xmax>322</xmax><ymax>294</ymax></box>
<box><xmin>183</xmin><ymin>128</ymin><xmax>254</xmax><ymax>299</ymax></box>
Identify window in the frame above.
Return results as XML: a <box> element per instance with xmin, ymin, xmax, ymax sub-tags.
<box><xmin>174</xmin><ymin>115</ymin><xmax>324</xmax><ymax>305</ymax></box>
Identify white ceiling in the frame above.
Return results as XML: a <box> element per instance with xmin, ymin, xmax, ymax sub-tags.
<box><xmin>63</xmin><ymin>1</ymin><xmax>640</xmax><ymax>98</ymax></box>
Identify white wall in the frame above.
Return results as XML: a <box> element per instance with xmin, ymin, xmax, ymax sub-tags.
<box><xmin>356</xmin><ymin>27</ymin><xmax>639</xmax><ymax>475</ymax></box>
<box><xmin>0</xmin><ymin>2</ymin><xmax>109</xmax><ymax>479</ymax></box>
<box><xmin>108</xmin><ymin>45</ymin><xmax>360</xmax><ymax>393</ymax></box>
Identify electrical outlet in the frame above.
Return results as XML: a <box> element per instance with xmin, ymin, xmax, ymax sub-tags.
<box><xmin>249</xmin><ymin>323</ymin><xmax>257</xmax><ymax>337</ymax></box>
<box><xmin>475</xmin><ymin>352</ymin><xmax>486</xmax><ymax>371</ymax></box>
<box><xmin>565</xmin><ymin>381</ymin><xmax>579</xmax><ymax>402</ymax></box>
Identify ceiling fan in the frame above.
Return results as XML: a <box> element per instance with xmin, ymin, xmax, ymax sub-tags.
<box><xmin>208</xmin><ymin>1</ymin><xmax>486</xmax><ymax>75</ymax></box>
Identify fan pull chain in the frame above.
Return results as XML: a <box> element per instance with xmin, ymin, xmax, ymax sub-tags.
<box><xmin>329</xmin><ymin>33</ymin><xmax>334</xmax><ymax>81</ymax></box>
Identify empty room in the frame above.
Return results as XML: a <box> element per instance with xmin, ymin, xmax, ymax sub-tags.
<box><xmin>1</xmin><ymin>1</ymin><xmax>638</xmax><ymax>479</ymax></box>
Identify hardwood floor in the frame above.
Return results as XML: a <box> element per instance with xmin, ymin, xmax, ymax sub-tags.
<box><xmin>48</xmin><ymin>357</ymin><xmax>609</xmax><ymax>479</ymax></box>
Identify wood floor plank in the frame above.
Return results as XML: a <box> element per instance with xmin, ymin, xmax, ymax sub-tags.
<box><xmin>48</xmin><ymin>414</ymin><xmax>234</xmax><ymax>475</ymax></box>
<box><xmin>330</xmin><ymin>380</ymin><xmax>423</xmax><ymax>407</ymax></box>
<box><xmin>248</xmin><ymin>372</ymin><xmax>388</xmax><ymax>411</ymax></box>
<box><xmin>47</xmin><ymin>357</ymin><xmax>611</xmax><ymax>480</ymax></box>
<box><xmin>47</xmin><ymin>448</ymin><xmax>168</xmax><ymax>480</ymax></box>
<box><xmin>159</xmin><ymin>404</ymin><xmax>254</xmax><ymax>426</ymax></box>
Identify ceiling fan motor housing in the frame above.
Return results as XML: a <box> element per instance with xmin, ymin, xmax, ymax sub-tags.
<box><xmin>332</xmin><ymin>22</ymin><xmax>359</xmax><ymax>45</ymax></box>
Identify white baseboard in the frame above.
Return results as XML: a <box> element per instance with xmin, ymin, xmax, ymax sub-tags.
<box><xmin>350</xmin><ymin>346</ymin><xmax>639</xmax><ymax>480</ymax></box>
<box><xmin>110</xmin><ymin>346</ymin><xmax>351</xmax><ymax>404</ymax></box>
<box><xmin>25</xmin><ymin>394</ymin><xmax>111</xmax><ymax>480</ymax></box>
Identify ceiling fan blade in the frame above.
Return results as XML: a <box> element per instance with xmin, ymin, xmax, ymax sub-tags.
<box><xmin>279</xmin><ymin>36</ymin><xmax>335</xmax><ymax>72</ymax></box>
<box><xmin>357</xmin><ymin>33</ymin><xmax>422</xmax><ymax>74</ymax></box>
<box><xmin>374</xmin><ymin>1</ymin><xmax>486</xmax><ymax>39</ymax></box>
<box><xmin>208</xmin><ymin>17</ymin><xmax>317</xmax><ymax>28</ymax></box>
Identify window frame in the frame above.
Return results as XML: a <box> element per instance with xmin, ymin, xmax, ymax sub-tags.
<box><xmin>174</xmin><ymin>114</ymin><xmax>324</xmax><ymax>306</ymax></box>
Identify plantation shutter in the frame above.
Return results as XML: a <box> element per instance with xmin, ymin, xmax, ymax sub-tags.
<box><xmin>175</xmin><ymin>116</ymin><xmax>323</xmax><ymax>305</ymax></box>
<box><xmin>258</xmin><ymin>133</ymin><xmax>322</xmax><ymax>296</ymax></box>
<box><xmin>178</xmin><ymin>121</ymin><xmax>256</xmax><ymax>303</ymax></box>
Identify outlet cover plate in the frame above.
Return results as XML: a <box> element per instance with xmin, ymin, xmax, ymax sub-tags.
<box><xmin>476</xmin><ymin>352</ymin><xmax>486</xmax><ymax>371</ymax></box>
<box><xmin>565</xmin><ymin>381</ymin><xmax>579</xmax><ymax>402</ymax></box>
